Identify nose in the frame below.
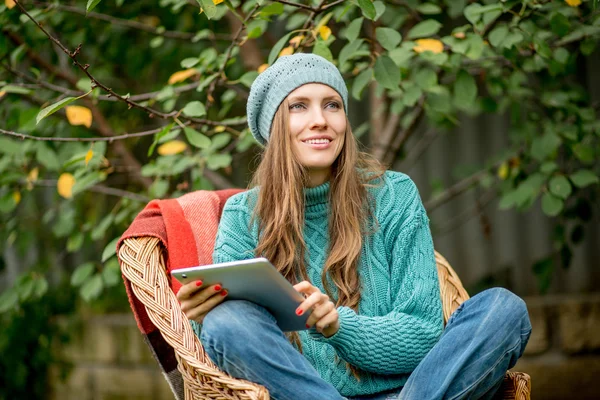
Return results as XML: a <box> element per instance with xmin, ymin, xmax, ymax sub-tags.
<box><xmin>309</xmin><ymin>106</ymin><xmax>327</xmax><ymax>130</ymax></box>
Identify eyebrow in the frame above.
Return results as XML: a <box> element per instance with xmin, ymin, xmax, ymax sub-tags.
<box><xmin>288</xmin><ymin>95</ymin><xmax>342</xmax><ymax>103</ymax></box>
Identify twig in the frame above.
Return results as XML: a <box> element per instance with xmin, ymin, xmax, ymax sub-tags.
<box><xmin>32</xmin><ymin>179</ymin><xmax>150</xmax><ymax>202</ymax></box>
<box><xmin>0</xmin><ymin>127</ymin><xmax>169</xmax><ymax>142</ymax></box>
<box><xmin>424</xmin><ymin>169</ymin><xmax>489</xmax><ymax>212</ymax></box>
<box><xmin>13</xmin><ymin>1</ymin><xmax>178</xmax><ymax>120</ymax></box>
<box><xmin>204</xmin><ymin>3</ymin><xmax>260</xmax><ymax>108</ymax></box>
<box><xmin>273</xmin><ymin>0</ymin><xmax>315</xmax><ymax>11</ymax></box>
<box><xmin>433</xmin><ymin>187</ymin><xmax>497</xmax><ymax>237</ymax></box>
<box><xmin>321</xmin><ymin>0</ymin><xmax>346</xmax><ymax>11</ymax></box>
<box><xmin>35</xmin><ymin>2</ymin><xmax>231</xmax><ymax>41</ymax></box>
<box><xmin>398</xmin><ymin>127</ymin><xmax>439</xmax><ymax>171</ymax></box>
<box><xmin>383</xmin><ymin>96</ymin><xmax>425</xmax><ymax>165</ymax></box>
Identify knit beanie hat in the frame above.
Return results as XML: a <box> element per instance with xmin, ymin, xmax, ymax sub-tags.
<box><xmin>246</xmin><ymin>53</ymin><xmax>348</xmax><ymax>146</ymax></box>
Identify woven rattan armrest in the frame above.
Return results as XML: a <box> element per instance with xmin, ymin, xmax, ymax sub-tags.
<box><xmin>119</xmin><ymin>236</ymin><xmax>269</xmax><ymax>400</ymax></box>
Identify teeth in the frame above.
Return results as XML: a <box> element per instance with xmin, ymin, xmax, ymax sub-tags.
<box><xmin>305</xmin><ymin>139</ymin><xmax>330</xmax><ymax>144</ymax></box>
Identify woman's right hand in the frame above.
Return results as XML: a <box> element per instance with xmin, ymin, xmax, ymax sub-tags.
<box><xmin>176</xmin><ymin>280</ymin><xmax>228</xmax><ymax>323</ymax></box>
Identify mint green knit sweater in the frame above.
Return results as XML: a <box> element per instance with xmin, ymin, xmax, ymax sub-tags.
<box><xmin>197</xmin><ymin>171</ymin><xmax>443</xmax><ymax>397</ymax></box>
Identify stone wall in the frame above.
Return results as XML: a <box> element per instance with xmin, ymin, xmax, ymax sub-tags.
<box><xmin>49</xmin><ymin>294</ymin><xmax>600</xmax><ymax>399</ymax></box>
<box><xmin>49</xmin><ymin>314</ymin><xmax>173</xmax><ymax>400</ymax></box>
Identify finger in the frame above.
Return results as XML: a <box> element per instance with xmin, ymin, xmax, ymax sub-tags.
<box><xmin>180</xmin><ymin>284</ymin><xmax>223</xmax><ymax>313</ymax></box>
<box><xmin>293</xmin><ymin>281</ymin><xmax>317</xmax><ymax>295</ymax></box>
<box><xmin>315</xmin><ymin>308</ymin><xmax>339</xmax><ymax>333</ymax></box>
<box><xmin>297</xmin><ymin>292</ymin><xmax>326</xmax><ymax>316</ymax></box>
<box><xmin>186</xmin><ymin>289</ymin><xmax>229</xmax><ymax>322</ymax></box>
<box><xmin>306</xmin><ymin>300</ymin><xmax>334</xmax><ymax>327</ymax></box>
<box><xmin>176</xmin><ymin>279</ymin><xmax>205</xmax><ymax>300</ymax></box>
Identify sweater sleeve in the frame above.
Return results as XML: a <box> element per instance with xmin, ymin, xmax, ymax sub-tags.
<box><xmin>309</xmin><ymin>179</ymin><xmax>444</xmax><ymax>374</ymax></box>
<box><xmin>212</xmin><ymin>193</ymin><xmax>258</xmax><ymax>264</ymax></box>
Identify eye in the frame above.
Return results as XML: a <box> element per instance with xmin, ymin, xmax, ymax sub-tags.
<box><xmin>326</xmin><ymin>101</ymin><xmax>341</xmax><ymax>109</ymax></box>
<box><xmin>289</xmin><ymin>103</ymin><xmax>306</xmax><ymax>110</ymax></box>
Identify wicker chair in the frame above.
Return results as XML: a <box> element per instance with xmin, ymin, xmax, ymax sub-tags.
<box><xmin>118</xmin><ymin>236</ymin><xmax>531</xmax><ymax>399</ymax></box>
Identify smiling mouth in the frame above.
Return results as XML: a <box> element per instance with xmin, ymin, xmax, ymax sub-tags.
<box><xmin>303</xmin><ymin>138</ymin><xmax>332</xmax><ymax>145</ymax></box>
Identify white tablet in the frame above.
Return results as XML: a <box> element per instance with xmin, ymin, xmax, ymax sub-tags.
<box><xmin>171</xmin><ymin>258</ymin><xmax>310</xmax><ymax>332</ymax></box>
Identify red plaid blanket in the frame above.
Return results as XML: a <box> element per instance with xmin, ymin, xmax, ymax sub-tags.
<box><xmin>117</xmin><ymin>189</ymin><xmax>243</xmax><ymax>399</ymax></box>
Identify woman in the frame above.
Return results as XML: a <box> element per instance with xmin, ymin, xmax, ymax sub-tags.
<box><xmin>176</xmin><ymin>53</ymin><xmax>531</xmax><ymax>400</ymax></box>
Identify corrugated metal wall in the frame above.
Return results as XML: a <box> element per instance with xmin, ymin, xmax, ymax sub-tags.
<box><xmin>394</xmin><ymin>52</ymin><xmax>600</xmax><ymax>297</ymax></box>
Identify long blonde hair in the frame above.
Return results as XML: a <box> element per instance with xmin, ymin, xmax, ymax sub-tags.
<box><xmin>249</xmin><ymin>98</ymin><xmax>384</xmax><ymax>377</ymax></box>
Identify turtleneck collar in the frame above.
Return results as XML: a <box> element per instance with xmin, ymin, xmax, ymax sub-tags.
<box><xmin>304</xmin><ymin>181</ymin><xmax>330</xmax><ymax>213</ymax></box>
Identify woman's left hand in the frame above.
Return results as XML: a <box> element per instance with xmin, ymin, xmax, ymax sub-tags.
<box><xmin>293</xmin><ymin>281</ymin><xmax>340</xmax><ymax>338</ymax></box>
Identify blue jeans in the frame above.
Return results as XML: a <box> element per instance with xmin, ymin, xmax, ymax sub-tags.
<box><xmin>199</xmin><ymin>287</ymin><xmax>532</xmax><ymax>400</ymax></box>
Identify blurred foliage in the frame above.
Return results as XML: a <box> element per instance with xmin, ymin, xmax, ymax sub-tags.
<box><xmin>0</xmin><ymin>0</ymin><xmax>599</xmax><ymax>342</ymax></box>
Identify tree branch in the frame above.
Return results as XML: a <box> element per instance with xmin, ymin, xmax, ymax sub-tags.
<box><xmin>433</xmin><ymin>187</ymin><xmax>497</xmax><ymax>238</ymax></box>
<box><xmin>383</xmin><ymin>96</ymin><xmax>425</xmax><ymax>165</ymax></box>
<box><xmin>396</xmin><ymin>127</ymin><xmax>439</xmax><ymax>171</ymax></box>
<box><xmin>204</xmin><ymin>3</ymin><xmax>260</xmax><ymax>108</ymax></box>
<box><xmin>32</xmin><ymin>179</ymin><xmax>150</xmax><ymax>202</ymax></box>
<box><xmin>0</xmin><ymin>126</ymin><xmax>168</xmax><ymax>142</ymax></box>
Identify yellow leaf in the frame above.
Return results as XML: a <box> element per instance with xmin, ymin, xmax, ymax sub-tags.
<box><xmin>257</xmin><ymin>64</ymin><xmax>269</xmax><ymax>73</ymax></box>
<box><xmin>57</xmin><ymin>173</ymin><xmax>76</xmax><ymax>199</ymax></box>
<box><xmin>319</xmin><ymin>26</ymin><xmax>332</xmax><ymax>41</ymax></box>
<box><xmin>168</xmin><ymin>69</ymin><xmax>198</xmax><ymax>85</ymax></box>
<box><xmin>289</xmin><ymin>35</ymin><xmax>305</xmax><ymax>48</ymax></box>
<box><xmin>65</xmin><ymin>106</ymin><xmax>93</xmax><ymax>128</ymax></box>
<box><xmin>453</xmin><ymin>32</ymin><xmax>466</xmax><ymax>39</ymax></box>
<box><xmin>27</xmin><ymin>167</ymin><xmax>39</xmax><ymax>183</ymax></box>
<box><xmin>158</xmin><ymin>140</ymin><xmax>187</xmax><ymax>155</ymax></box>
<box><xmin>497</xmin><ymin>162</ymin><xmax>509</xmax><ymax>180</ymax></box>
<box><xmin>0</xmin><ymin>91</ymin><xmax>5</xmax><ymax>98</ymax></box>
<box><xmin>12</xmin><ymin>191</ymin><xmax>21</xmax><ymax>205</ymax></box>
<box><xmin>213</xmin><ymin>0</ymin><xmax>224</xmax><ymax>3</ymax></box>
<box><xmin>5</xmin><ymin>0</ymin><xmax>15</xmax><ymax>9</ymax></box>
<box><xmin>85</xmin><ymin>149</ymin><xmax>94</xmax><ymax>166</ymax></box>
<box><xmin>565</xmin><ymin>0</ymin><xmax>581</xmax><ymax>6</ymax></box>
<box><xmin>214</xmin><ymin>125</ymin><xmax>226</xmax><ymax>133</ymax></box>
<box><xmin>279</xmin><ymin>46</ymin><xmax>294</xmax><ymax>57</ymax></box>
<box><xmin>413</xmin><ymin>38</ymin><xmax>444</xmax><ymax>54</ymax></box>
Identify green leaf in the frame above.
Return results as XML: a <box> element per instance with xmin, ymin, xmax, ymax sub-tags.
<box><xmin>488</xmin><ymin>25</ymin><xmax>508</xmax><ymax>48</ymax></box>
<box><xmin>531</xmin><ymin>132</ymin><xmax>561</xmax><ymax>161</ymax></box>
<box><xmin>465</xmin><ymin>34</ymin><xmax>484</xmax><ymax>59</ymax></box>
<box><xmin>389</xmin><ymin>46</ymin><xmax>414</xmax><ymax>68</ymax></box>
<box><xmin>268</xmin><ymin>32</ymin><xmax>294</xmax><ymax>65</ymax></box>
<box><xmin>0</xmin><ymin>85</ymin><xmax>32</xmax><ymax>95</ymax></box>
<box><xmin>345</xmin><ymin>17</ymin><xmax>364</xmax><ymax>42</ymax></box>
<box><xmin>180</xmin><ymin>58</ymin><xmax>200</xmax><ymax>68</ymax></box>
<box><xmin>71</xmin><ymin>262</ymin><xmax>95</xmax><ymax>287</ymax></box>
<box><xmin>407</xmin><ymin>20</ymin><xmax>442</xmax><ymax>39</ymax></box>
<box><xmin>570</xmin><ymin>169</ymin><xmax>599</xmax><ymax>188</ymax></box>
<box><xmin>86</xmin><ymin>0</ymin><xmax>102</xmax><ymax>13</ymax></box>
<box><xmin>532</xmin><ymin>256</ymin><xmax>554</xmax><ymax>294</ymax></box>
<box><xmin>0</xmin><ymin>290</ymin><xmax>19</xmax><ymax>313</ymax></box>
<box><xmin>36</xmin><ymin>143</ymin><xmax>60</xmax><ymax>171</ymax></box>
<box><xmin>19</xmin><ymin>278</ymin><xmax>35</xmax><ymax>302</ymax></box>
<box><xmin>454</xmin><ymin>70</ymin><xmax>477</xmax><ymax>107</ymax></box>
<box><xmin>260</xmin><ymin>2</ymin><xmax>284</xmax><ymax>17</ymax></box>
<box><xmin>102</xmin><ymin>237</ymin><xmax>120</xmax><ymax>263</ymax></box>
<box><xmin>540</xmin><ymin>162</ymin><xmax>558</xmax><ymax>174</ymax></box>
<box><xmin>548</xmin><ymin>176</ymin><xmax>572</xmax><ymax>199</ymax></box>
<box><xmin>102</xmin><ymin>258</ymin><xmax>121</xmax><ymax>287</ymax></box>
<box><xmin>206</xmin><ymin>153</ymin><xmax>232</xmax><ymax>170</ymax></box>
<box><xmin>313</xmin><ymin>41</ymin><xmax>334</xmax><ymax>62</ymax></box>
<box><xmin>72</xmin><ymin>172</ymin><xmax>106</xmax><ymax>196</ymax></box>
<box><xmin>414</xmin><ymin>68</ymin><xmax>437</xmax><ymax>90</ymax></box>
<box><xmin>184</xmin><ymin>127</ymin><xmax>211</xmax><ymax>149</ymax></box>
<box><xmin>239</xmin><ymin>71</ymin><xmax>258</xmax><ymax>88</ymax></box>
<box><xmin>374</xmin><ymin>55</ymin><xmax>401</xmax><ymax>90</ymax></box>
<box><xmin>550</xmin><ymin>13</ymin><xmax>571</xmax><ymax>37</ymax></box>
<box><xmin>148</xmin><ymin>123</ymin><xmax>175</xmax><ymax>157</ymax></box>
<box><xmin>572</xmin><ymin>143</ymin><xmax>594</xmax><ymax>164</ymax></box>
<box><xmin>339</xmin><ymin>39</ymin><xmax>364</xmax><ymax>66</ymax></box>
<box><xmin>182</xmin><ymin>101</ymin><xmax>206</xmax><ymax>117</ymax></box>
<box><xmin>36</xmin><ymin>97</ymin><xmax>78</xmax><ymax>125</ymax></box>
<box><xmin>541</xmin><ymin>192</ymin><xmax>563</xmax><ymax>217</ymax></box>
<box><xmin>352</xmin><ymin>68</ymin><xmax>373</xmax><ymax>100</ymax></box>
<box><xmin>80</xmin><ymin>274</ymin><xmax>103</xmax><ymax>302</ymax></box>
<box><xmin>417</xmin><ymin>3</ymin><xmax>442</xmax><ymax>14</ymax></box>
<box><xmin>376</xmin><ymin>27</ymin><xmax>402</xmax><ymax>51</ymax></box>
<box><xmin>197</xmin><ymin>0</ymin><xmax>217</xmax><ymax>19</ymax></box>
<box><xmin>33</xmin><ymin>277</ymin><xmax>48</xmax><ymax>298</ymax></box>
<box><xmin>402</xmin><ymin>83</ymin><xmax>422</xmax><ymax>106</ymax></box>
<box><xmin>91</xmin><ymin>214</ymin><xmax>114</xmax><ymax>241</ymax></box>
<box><xmin>357</xmin><ymin>0</ymin><xmax>376</xmax><ymax>20</ymax></box>
<box><xmin>149</xmin><ymin>179</ymin><xmax>169</xmax><ymax>198</ymax></box>
<box><xmin>67</xmin><ymin>232</ymin><xmax>84</xmax><ymax>252</ymax></box>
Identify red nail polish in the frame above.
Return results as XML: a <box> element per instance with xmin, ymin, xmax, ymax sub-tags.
<box><xmin>296</xmin><ymin>308</ymin><xmax>303</xmax><ymax>316</ymax></box>
<box><xmin>195</xmin><ymin>280</ymin><xmax>202</xmax><ymax>287</ymax></box>
<box><xmin>214</xmin><ymin>285</ymin><xmax>222</xmax><ymax>291</ymax></box>
<box><xmin>305</xmin><ymin>324</ymin><xmax>310</xmax><ymax>329</ymax></box>
<box><xmin>220</xmin><ymin>290</ymin><xmax>228</xmax><ymax>297</ymax></box>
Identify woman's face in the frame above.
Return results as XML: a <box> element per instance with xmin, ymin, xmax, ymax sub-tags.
<box><xmin>287</xmin><ymin>83</ymin><xmax>346</xmax><ymax>185</ymax></box>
